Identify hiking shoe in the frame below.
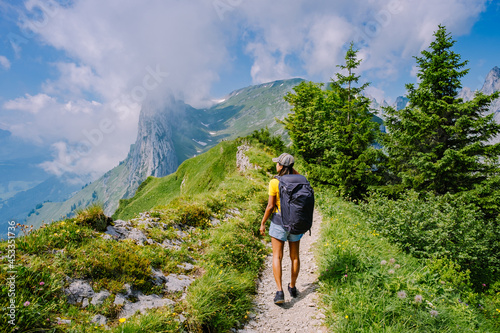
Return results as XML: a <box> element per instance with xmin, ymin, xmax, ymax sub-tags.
<box><xmin>288</xmin><ymin>284</ymin><xmax>298</xmax><ymax>298</ymax></box>
<box><xmin>274</xmin><ymin>290</ymin><xmax>285</xmax><ymax>304</ymax></box>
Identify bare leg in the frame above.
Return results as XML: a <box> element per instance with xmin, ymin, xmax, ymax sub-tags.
<box><xmin>271</xmin><ymin>237</ymin><xmax>285</xmax><ymax>291</ymax></box>
<box><xmin>289</xmin><ymin>240</ymin><xmax>301</xmax><ymax>288</ymax></box>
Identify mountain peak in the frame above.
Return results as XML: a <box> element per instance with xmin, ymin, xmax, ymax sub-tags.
<box><xmin>481</xmin><ymin>66</ymin><xmax>500</xmax><ymax>95</ymax></box>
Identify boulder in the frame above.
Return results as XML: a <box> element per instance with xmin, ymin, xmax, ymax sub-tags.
<box><xmin>164</xmin><ymin>274</ymin><xmax>193</xmax><ymax>293</ymax></box>
<box><xmin>118</xmin><ymin>293</ymin><xmax>175</xmax><ymax>319</ymax></box>
<box><xmin>91</xmin><ymin>290</ymin><xmax>111</xmax><ymax>306</ymax></box>
<box><xmin>65</xmin><ymin>280</ymin><xmax>94</xmax><ymax>305</ymax></box>
<box><xmin>91</xmin><ymin>314</ymin><xmax>107</xmax><ymax>326</ymax></box>
<box><xmin>177</xmin><ymin>263</ymin><xmax>194</xmax><ymax>272</ymax></box>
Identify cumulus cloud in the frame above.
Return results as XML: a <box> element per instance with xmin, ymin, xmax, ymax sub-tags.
<box><xmin>2</xmin><ymin>0</ymin><xmax>230</xmax><ymax>178</ymax></box>
<box><xmin>0</xmin><ymin>0</ymin><xmax>489</xmax><ymax>179</ymax></box>
<box><xmin>237</xmin><ymin>0</ymin><xmax>487</xmax><ymax>83</ymax></box>
<box><xmin>0</xmin><ymin>55</ymin><xmax>11</xmax><ymax>69</ymax></box>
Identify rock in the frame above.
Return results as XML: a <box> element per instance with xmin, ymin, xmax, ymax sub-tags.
<box><xmin>178</xmin><ymin>314</ymin><xmax>187</xmax><ymax>323</ymax></box>
<box><xmin>122</xmin><ymin>283</ymin><xmax>134</xmax><ymax>296</ymax></box>
<box><xmin>91</xmin><ymin>314</ymin><xmax>107</xmax><ymax>326</ymax></box>
<box><xmin>177</xmin><ymin>263</ymin><xmax>194</xmax><ymax>271</ymax></box>
<box><xmin>164</xmin><ymin>274</ymin><xmax>193</xmax><ymax>292</ymax></box>
<box><xmin>82</xmin><ymin>298</ymin><xmax>89</xmax><ymax>308</ymax></box>
<box><xmin>151</xmin><ymin>267</ymin><xmax>168</xmax><ymax>286</ymax></box>
<box><xmin>114</xmin><ymin>294</ymin><xmax>127</xmax><ymax>306</ymax></box>
<box><xmin>118</xmin><ymin>293</ymin><xmax>175</xmax><ymax>319</ymax></box>
<box><xmin>209</xmin><ymin>216</ymin><xmax>221</xmax><ymax>226</ymax></box>
<box><xmin>56</xmin><ymin>317</ymin><xmax>72</xmax><ymax>325</ymax></box>
<box><xmin>91</xmin><ymin>290</ymin><xmax>111</xmax><ymax>306</ymax></box>
<box><xmin>227</xmin><ymin>208</ymin><xmax>241</xmax><ymax>215</ymax></box>
<box><xmin>236</xmin><ymin>144</ymin><xmax>253</xmax><ymax>172</ymax></box>
<box><xmin>161</xmin><ymin>238</ymin><xmax>182</xmax><ymax>250</ymax></box>
<box><xmin>176</xmin><ymin>230</ymin><xmax>187</xmax><ymax>238</ymax></box>
<box><xmin>128</xmin><ymin>228</ymin><xmax>148</xmax><ymax>245</ymax></box>
<box><xmin>65</xmin><ymin>280</ymin><xmax>95</xmax><ymax>304</ymax></box>
<box><xmin>104</xmin><ymin>225</ymin><xmax>121</xmax><ymax>238</ymax></box>
<box><xmin>113</xmin><ymin>220</ymin><xmax>130</xmax><ymax>228</ymax></box>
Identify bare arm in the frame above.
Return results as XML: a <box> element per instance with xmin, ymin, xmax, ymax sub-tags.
<box><xmin>260</xmin><ymin>195</ymin><xmax>277</xmax><ymax>236</ymax></box>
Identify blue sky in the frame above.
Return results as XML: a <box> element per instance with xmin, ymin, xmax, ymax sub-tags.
<box><xmin>0</xmin><ymin>0</ymin><xmax>499</xmax><ymax>179</ymax></box>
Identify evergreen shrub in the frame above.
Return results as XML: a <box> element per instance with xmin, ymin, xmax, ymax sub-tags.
<box><xmin>75</xmin><ymin>204</ymin><xmax>111</xmax><ymax>232</ymax></box>
<box><xmin>363</xmin><ymin>191</ymin><xmax>500</xmax><ymax>286</ymax></box>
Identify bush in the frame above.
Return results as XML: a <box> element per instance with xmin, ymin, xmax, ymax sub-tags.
<box><xmin>64</xmin><ymin>239</ymin><xmax>152</xmax><ymax>292</ymax></box>
<box><xmin>16</xmin><ymin>219</ymin><xmax>94</xmax><ymax>254</ymax></box>
<box><xmin>249</xmin><ymin>127</ymin><xmax>286</xmax><ymax>154</ymax></box>
<box><xmin>363</xmin><ymin>190</ymin><xmax>500</xmax><ymax>286</ymax></box>
<box><xmin>186</xmin><ymin>269</ymin><xmax>255</xmax><ymax>332</ymax></box>
<box><xmin>75</xmin><ymin>204</ymin><xmax>111</xmax><ymax>232</ymax></box>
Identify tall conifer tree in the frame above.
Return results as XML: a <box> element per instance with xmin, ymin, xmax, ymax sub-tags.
<box><xmin>384</xmin><ymin>25</ymin><xmax>500</xmax><ymax>195</ymax></box>
<box><xmin>284</xmin><ymin>43</ymin><xmax>382</xmax><ymax>199</ymax></box>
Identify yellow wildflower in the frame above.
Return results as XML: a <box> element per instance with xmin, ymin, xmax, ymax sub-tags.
<box><xmin>119</xmin><ymin>318</ymin><xmax>126</xmax><ymax>323</ymax></box>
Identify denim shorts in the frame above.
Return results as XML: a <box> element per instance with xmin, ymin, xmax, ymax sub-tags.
<box><xmin>269</xmin><ymin>222</ymin><xmax>304</xmax><ymax>242</ymax></box>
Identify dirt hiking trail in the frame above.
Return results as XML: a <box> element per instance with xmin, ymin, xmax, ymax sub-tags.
<box><xmin>238</xmin><ymin>210</ymin><xmax>328</xmax><ymax>333</ymax></box>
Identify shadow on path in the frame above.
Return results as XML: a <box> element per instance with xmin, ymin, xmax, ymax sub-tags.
<box><xmin>279</xmin><ymin>279</ymin><xmax>319</xmax><ymax>309</ymax></box>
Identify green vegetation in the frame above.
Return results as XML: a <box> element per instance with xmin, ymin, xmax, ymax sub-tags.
<box><xmin>1</xmin><ymin>137</ymin><xmax>278</xmax><ymax>332</ymax></box>
<box><xmin>363</xmin><ymin>191</ymin><xmax>500</xmax><ymax>287</ymax></box>
<box><xmin>383</xmin><ymin>25</ymin><xmax>500</xmax><ymax>198</ymax></box>
<box><xmin>2</xmin><ymin>23</ymin><xmax>500</xmax><ymax>333</ymax></box>
<box><xmin>113</xmin><ymin>140</ymin><xmax>238</xmax><ymax>221</ymax></box>
<box><xmin>283</xmin><ymin>44</ymin><xmax>383</xmax><ymax>199</ymax></box>
<box><xmin>316</xmin><ymin>191</ymin><xmax>500</xmax><ymax>332</ymax></box>
<box><xmin>284</xmin><ymin>25</ymin><xmax>500</xmax><ymax>332</ymax></box>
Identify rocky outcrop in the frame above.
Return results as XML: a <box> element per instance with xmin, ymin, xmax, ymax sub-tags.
<box><xmin>124</xmin><ymin>100</ymin><xmax>180</xmax><ymax>197</ymax></box>
<box><xmin>481</xmin><ymin>66</ymin><xmax>500</xmax><ymax>95</ymax></box>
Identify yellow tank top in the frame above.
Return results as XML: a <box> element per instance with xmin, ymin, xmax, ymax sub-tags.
<box><xmin>268</xmin><ymin>178</ymin><xmax>280</xmax><ymax>213</ymax></box>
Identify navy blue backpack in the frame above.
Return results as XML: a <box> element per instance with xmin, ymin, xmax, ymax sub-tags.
<box><xmin>271</xmin><ymin>174</ymin><xmax>315</xmax><ymax>235</ymax></box>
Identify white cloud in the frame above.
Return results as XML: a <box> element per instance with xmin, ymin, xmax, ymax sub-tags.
<box><xmin>237</xmin><ymin>0</ymin><xmax>487</xmax><ymax>83</ymax></box>
<box><xmin>21</xmin><ymin>0</ymin><xmax>228</xmax><ymax>106</ymax></box>
<box><xmin>4</xmin><ymin>93</ymin><xmax>55</xmax><ymax>114</ymax></box>
<box><xmin>365</xmin><ymin>85</ymin><xmax>387</xmax><ymax>104</ymax></box>
<box><xmin>0</xmin><ymin>55</ymin><xmax>11</xmax><ymax>69</ymax></box>
<box><xmin>0</xmin><ymin>0</ymin><xmax>488</xmax><ymax>179</ymax></box>
<box><xmin>1</xmin><ymin>93</ymin><xmax>139</xmax><ymax>176</ymax></box>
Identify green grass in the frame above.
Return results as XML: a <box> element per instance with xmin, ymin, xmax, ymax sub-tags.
<box><xmin>316</xmin><ymin>190</ymin><xmax>500</xmax><ymax>332</ymax></box>
<box><xmin>113</xmin><ymin>140</ymin><xmax>239</xmax><ymax>221</ymax></box>
<box><xmin>0</xmin><ymin>138</ymin><xmax>276</xmax><ymax>332</ymax></box>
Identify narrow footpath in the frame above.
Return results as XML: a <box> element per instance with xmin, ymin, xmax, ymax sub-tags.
<box><xmin>238</xmin><ymin>210</ymin><xmax>328</xmax><ymax>333</ymax></box>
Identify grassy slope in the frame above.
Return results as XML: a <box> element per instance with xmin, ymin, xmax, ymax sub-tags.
<box><xmin>316</xmin><ymin>191</ymin><xmax>500</xmax><ymax>332</ymax></box>
<box><xmin>113</xmin><ymin>141</ymin><xmax>239</xmax><ymax>221</ymax></box>
<box><xmin>0</xmin><ymin>139</ymin><xmax>276</xmax><ymax>332</ymax></box>
<box><xmin>206</xmin><ymin>79</ymin><xmax>304</xmax><ymax>141</ymax></box>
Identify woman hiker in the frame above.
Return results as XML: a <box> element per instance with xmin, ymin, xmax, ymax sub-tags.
<box><xmin>260</xmin><ymin>153</ymin><xmax>303</xmax><ymax>304</ymax></box>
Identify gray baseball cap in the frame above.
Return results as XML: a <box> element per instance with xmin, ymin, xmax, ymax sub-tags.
<box><xmin>272</xmin><ymin>153</ymin><xmax>294</xmax><ymax>166</ymax></box>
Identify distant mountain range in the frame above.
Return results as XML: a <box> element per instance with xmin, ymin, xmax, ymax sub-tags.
<box><xmin>2</xmin><ymin>67</ymin><xmax>500</xmax><ymax>235</ymax></box>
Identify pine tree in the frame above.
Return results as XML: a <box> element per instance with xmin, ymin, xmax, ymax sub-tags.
<box><xmin>383</xmin><ymin>25</ymin><xmax>500</xmax><ymax>195</ymax></box>
<box><xmin>284</xmin><ymin>43</ymin><xmax>382</xmax><ymax>199</ymax></box>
